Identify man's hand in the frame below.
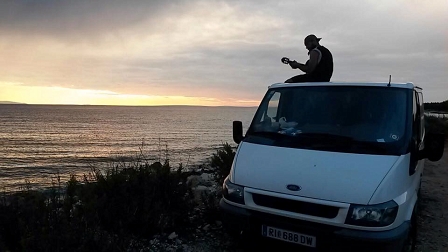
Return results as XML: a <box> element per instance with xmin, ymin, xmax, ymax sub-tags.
<box><xmin>288</xmin><ymin>60</ymin><xmax>301</xmax><ymax>69</ymax></box>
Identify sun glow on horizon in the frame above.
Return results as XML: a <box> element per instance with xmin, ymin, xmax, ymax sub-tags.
<box><xmin>0</xmin><ymin>82</ymin><xmax>258</xmax><ymax>106</ymax></box>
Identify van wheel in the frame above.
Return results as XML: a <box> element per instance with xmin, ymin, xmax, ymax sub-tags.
<box><xmin>402</xmin><ymin>207</ymin><xmax>417</xmax><ymax>252</ymax></box>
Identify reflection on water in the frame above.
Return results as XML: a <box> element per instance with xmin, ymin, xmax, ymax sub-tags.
<box><xmin>0</xmin><ymin>105</ymin><xmax>256</xmax><ymax>191</ymax></box>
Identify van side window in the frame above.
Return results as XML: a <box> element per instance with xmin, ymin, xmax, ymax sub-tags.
<box><xmin>265</xmin><ymin>92</ymin><xmax>280</xmax><ymax>121</ymax></box>
<box><xmin>412</xmin><ymin>92</ymin><xmax>418</xmax><ymax>139</ymax></box>
<box><xmin>413</xmin><ymin>91</ymin><xmax>422</xmax><ymax>143</ymax></box>
<box><xmin>417</xmin><ymin>92</ymin><xmax>425</xmax><ymax>140</ymax></box>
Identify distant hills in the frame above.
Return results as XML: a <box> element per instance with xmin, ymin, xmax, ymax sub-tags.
<box><xmin>0</xmin><ymin>101</ymin><xmax>26</xmax><ymax>104</ymax></box>
<box><xmin>425</xmin><ymin>100</ymin><xmax>448</xmax><ymax>112</ymax></box>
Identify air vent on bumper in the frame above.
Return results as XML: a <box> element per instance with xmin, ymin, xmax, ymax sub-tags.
<box><xmin>252</xmin><ymin>193</ymin><xmax>339</xmax><ymax>218</ymax></box>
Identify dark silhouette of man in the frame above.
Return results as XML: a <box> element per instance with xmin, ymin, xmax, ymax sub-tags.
<box><xmin>285</xmin><ymin>34</ymin><xmax>333</xmax><ymax>83</ymax></box>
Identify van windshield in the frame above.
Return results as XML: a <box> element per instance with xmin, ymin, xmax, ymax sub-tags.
<box><xmin>247</xmin><ymin>86</ymin><xmax>411</xmax><ymax>155</ymax></box>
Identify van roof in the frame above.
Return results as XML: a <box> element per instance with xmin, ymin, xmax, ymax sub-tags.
<box><xmin>269</xmin><ymin>82</ymin><xmax>422</xmax><ymax>90</ymax></box>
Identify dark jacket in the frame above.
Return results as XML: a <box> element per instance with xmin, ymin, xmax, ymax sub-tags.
<box><xmin>308</xmin><ymin>45</ymin><xmax>333</xmax><ymax>82</ymax></box>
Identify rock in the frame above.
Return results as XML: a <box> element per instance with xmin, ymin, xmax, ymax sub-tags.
<box><xmin>193</xmin><ymin>185</ymin><xmax>211</xmax><ymax>203</ymax></box>
<box><xmin>187</xmin><ymin>172</ymin><xmax>216</xmax><ymax>188</ymax></box>
<box><xmin>196</xmin><ymin>185</ymin><xmax>209</xmax><ymax>191</ymax></box>
<box><xmin>200</xmin><ymin>173</ymin><xmax>214</xmax><ymax>186</ymax></box>
<box><xmin>168</xmin><ymin>232</ymin><xmax>178</xmax><ymax>240</ymax></box>
<box><xmin>187</xmin><ymin>175</ymin><xmax>203</xmax><ymax>187</ymax></box>
<box><xmin>203</xmin><ymin>224</ymin><xmax>211</xmax><ymax>231</ymax></box>
<box><xmin>150</xmin><ymin>238</ymin><xmax>159</xmax><ymax>245</ymax></box>
<box><xmin>215</xmin><ymin>220</ymin><xmax>222</xmax><ymax>226</ymax></box>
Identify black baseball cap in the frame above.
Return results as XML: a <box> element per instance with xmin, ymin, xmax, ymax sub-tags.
<box><xmin>304</xmin><ymin>34</ymin><xmax>322</xmax><ymax>42</ymax></box>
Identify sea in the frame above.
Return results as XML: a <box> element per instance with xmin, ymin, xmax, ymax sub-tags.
<box><xmin>0</xmin><ymin>105</ymin><xmax>257</xmax><ymax>191</ymax></box>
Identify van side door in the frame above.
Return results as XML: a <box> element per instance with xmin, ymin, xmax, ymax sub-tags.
<box><xmin>409</xmin><ymin>90</ymin><xmax>424</xmax><ymax>175</ymax></box>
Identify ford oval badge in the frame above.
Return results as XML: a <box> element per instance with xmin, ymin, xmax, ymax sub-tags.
<box><xmin>286</xmin><ymin>184</ymin><xmax>301</xmax><ymax>191</ymax></box>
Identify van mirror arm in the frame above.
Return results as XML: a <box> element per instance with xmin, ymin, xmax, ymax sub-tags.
<box><xmin>417</xmin><ymin>149</ymin><xmax>427</xmax><ymax>161</ymax></box>
<box><xmin>420</xmin><ymin>133</ymin><xmax>445</xmax><ymax>162</ymax></box>
<box><xmin>233</xmin><ymin>121</ymin><xmax>244</xmax><ymax>144</ymax></box>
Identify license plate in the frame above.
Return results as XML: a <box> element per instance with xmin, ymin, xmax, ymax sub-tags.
<box><xmin>262</xmin><ymin>225</ymin><xmax>316</xmax><ymax>248</ymax></box>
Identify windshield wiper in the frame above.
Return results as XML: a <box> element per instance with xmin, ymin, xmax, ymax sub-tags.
<box><xmin>295</xmin><ymin>133</ymin><xmax>354</xmax><ymax>142</ymax></box>
<box><xmin>351</xmin><ymin>141</ymin><xmax>390</xmax><ymax>154</ymax></box>
<box><xmin>249</xmin><ymin>131</ymin><xmax>285</xmax><ymax>138</ymax></box>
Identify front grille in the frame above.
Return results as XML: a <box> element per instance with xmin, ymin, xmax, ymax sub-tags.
<box><xmin>252</xmin><ymin>193</ymin><xmax>339</xmax><ymax>218</ymax></box>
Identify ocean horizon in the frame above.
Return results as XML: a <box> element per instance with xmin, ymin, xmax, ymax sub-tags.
<box><xmin>0</xmin><ymin>104</ymin><xmax>257</xmax><ymax>191</ymax></box>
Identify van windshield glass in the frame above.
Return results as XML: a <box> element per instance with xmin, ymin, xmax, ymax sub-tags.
<box><xmin>247</xmin><ymin>86</ymin><xmax>410</xmax><ymax>155</ymax></box>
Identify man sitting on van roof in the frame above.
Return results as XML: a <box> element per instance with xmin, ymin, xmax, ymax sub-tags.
<box><xmin>284</xmin><ymin>34</ymin><xmax>333</xmax><ymax>83</ymax></box>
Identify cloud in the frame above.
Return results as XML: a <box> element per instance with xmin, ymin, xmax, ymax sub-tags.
<box><xmin>0</xmin><ymin>0</ymin><xmax>185</xmax><ymax>40</ymax></box>
<box><xmin>0</xmin><ymin>0</ymin><xmax>447</xmax><ymax>103</ymax></box>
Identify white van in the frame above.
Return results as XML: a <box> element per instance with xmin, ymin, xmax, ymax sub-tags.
<box><xmin>220</xmin><ymin>82</ymin><xmax>445</xmax><ymax>251</ymax></box>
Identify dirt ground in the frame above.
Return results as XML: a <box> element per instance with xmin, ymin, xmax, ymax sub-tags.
<box><xmin>416</xmin><ymin>145</ymin><xmax>448</xmax><ymax>251</ymax></box>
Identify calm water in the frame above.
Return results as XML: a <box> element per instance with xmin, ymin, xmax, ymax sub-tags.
<box><xmin>425</xmin><ymin>112</ymin><xmax>448</xmax><ymax>119</ymax></box>
<box><xmin>0</xmin><ymin>105</ymin><xmax>256</xmax><ymax>191</ymax></box>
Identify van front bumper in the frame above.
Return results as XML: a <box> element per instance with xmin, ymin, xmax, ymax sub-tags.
<box><xmin>219</xmin><ymin>198</ymin><xmax>409</xmax><ymax>251</ymax></box>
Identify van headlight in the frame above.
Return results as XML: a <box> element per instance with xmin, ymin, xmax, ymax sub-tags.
<box><xmin>345</xmin><ymin>200</ymin><xmax>398</xmax><ymax>227</ymax></box>
<box><xmin>222</xmin><ymin>177</ymin><xmax>245</xmax><ymax>205</ymax></box>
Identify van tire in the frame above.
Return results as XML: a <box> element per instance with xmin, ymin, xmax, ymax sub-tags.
<box><xmin>402</xmin><ymin>204</ymin><xmax>418</xmax><ymax>252</ymax></box>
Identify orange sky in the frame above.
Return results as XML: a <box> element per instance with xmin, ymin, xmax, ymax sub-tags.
<box><xmin>0</xmin><ymin>82</ymin><xmax>260</xmax><ymax>106</ymax></box>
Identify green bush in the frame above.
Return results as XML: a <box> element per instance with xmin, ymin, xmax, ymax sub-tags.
<box><xmin>75</xmin><ymin>161</ymin><xmax>193</xmax><ymax>236</ymax></box>
<box><xmin>0</xmin><ymin>160</ymin><xmax>194</xmax><ymax>251</ymax></box>
<box><xmin>210</xmin><ymin>143</ymin><xmax>236</xmax><ymax>186</ymax></box>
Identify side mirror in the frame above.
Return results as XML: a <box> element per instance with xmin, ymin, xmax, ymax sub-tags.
<box><xmin>419</xmin><ymin>133</ymin><xmax>445</xmax><ymax>162</ymax></box>
<box><xmin>233</xmin><ymin>121</ymin><xmax>244</xmax><ymax>144</ymax></box>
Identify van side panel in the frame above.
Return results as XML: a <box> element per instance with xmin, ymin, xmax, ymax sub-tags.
<box><xmin>369</xmin><ymin>154</ymin><xmax>424</xmax><ymax>222</ymax></box>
